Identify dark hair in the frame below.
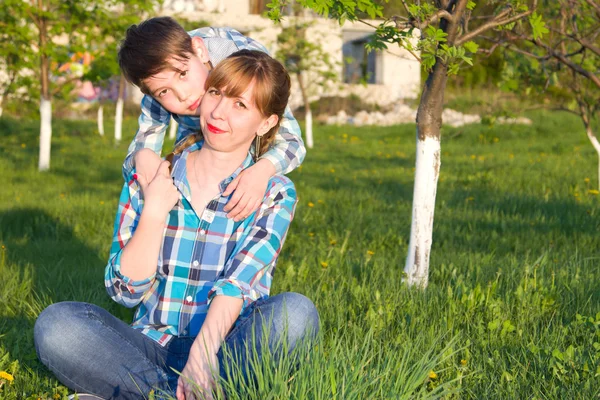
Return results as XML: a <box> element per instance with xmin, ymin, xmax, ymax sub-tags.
<box><xmin>118</xmin><ymin>17</ymin><xmax>194</xmax><ymax>94</ymax></box>
<box><xmin>168</xmin><ymin>50</ymin><xmax>291</xmax><ymax>161</ymax></box>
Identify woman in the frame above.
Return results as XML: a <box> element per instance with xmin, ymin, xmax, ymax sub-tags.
<box><xmin>34</xmin><ymin>50</ymin><xmax>319</xmax><ymax>400</ymax></box>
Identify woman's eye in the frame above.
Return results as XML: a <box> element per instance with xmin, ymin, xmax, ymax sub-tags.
<box><xmin>235</xmin><ymin>101</ymin><xmax>247</xmax><ymax>109</ymax></box>
<box><xmin>208</xmin><ymin>88</ymin><xmax>221</xmax><ymax>96</ymax></box>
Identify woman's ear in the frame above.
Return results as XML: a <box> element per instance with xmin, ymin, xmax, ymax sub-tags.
<box><xmin>257</xmin><ymin>114</ymin><xmax>280</xmax><ymax>137</ymax></box>
<box><xmin>191</xmin><ymin>37</ymin><xmax>211</xmax><ymax>64</ymax></box>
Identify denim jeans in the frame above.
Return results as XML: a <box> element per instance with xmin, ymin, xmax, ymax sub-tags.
<box><xmin>34</xmin><ymin>292</ymin><xmax>319</xmax><ymax>399</ymax></box>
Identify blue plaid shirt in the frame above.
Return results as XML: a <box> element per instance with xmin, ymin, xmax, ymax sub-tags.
<box><xmin>123</xmin><ymin>27</ymin><xmax>306</xmax><ymax>179</ymax></box>
<box><xmin>106</xmin><ymin>141</ymin><xmax>298</xmax><ymax>346</ymax></box>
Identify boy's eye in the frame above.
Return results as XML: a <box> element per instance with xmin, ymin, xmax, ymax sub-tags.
<box><xmin>158</xmin><ymin>89</ymin><xmax>169</xmax><ymax>97</ymax></box>
<box><xmin>180</xmin><ymin>70</ymin><xmax>188</xmax><ymax>78</ymax></box>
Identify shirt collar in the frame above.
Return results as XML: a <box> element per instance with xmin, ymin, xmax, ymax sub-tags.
<box><xmin>171</xmin><ymin>139</ymin><xmax>254</xmax><ymax>194</ymax></box>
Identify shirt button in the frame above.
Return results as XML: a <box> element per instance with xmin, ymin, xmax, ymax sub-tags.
<box><xmin>200</xmin><ymin>229</ymin><xmax>206</xmax><ymax>235</ymax></box>
<box><xmin>182</xmin><ymin>329</ymin><xmax>187</xmax><ymax>335</ymax></box>
<box><xmin>192</xmin><ymin>260</ymin><xmax>199</xmax><ymax>267</ymax></box>
<box><xmin>186</xmin><ymin>295</ymin><xmax>193</xmax><ymax>302</ymax></box>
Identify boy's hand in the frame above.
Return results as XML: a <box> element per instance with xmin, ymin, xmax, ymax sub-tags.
<box><xmin>223</xmin><ymin>159</ymin><xmax>276</xmax><ymax>222</ymax></box>
<box><xmin>134</xmin><ymin>148</ymin><xmax>163</xmax><ymax>186</ymax></box>
<box><xmin>137</xmin><ymin>160</ymin><xmax>179</xmax><ymax>221</ymax></box>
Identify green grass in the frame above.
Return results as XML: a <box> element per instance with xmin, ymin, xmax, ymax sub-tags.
<box><xmin>0</xmin><ymin>111</ymin><xmax>599</xmax><ymax>399</ymax></box>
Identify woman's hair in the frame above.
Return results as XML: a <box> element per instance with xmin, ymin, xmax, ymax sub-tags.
<box><xmin>169</xmin><ymin>49</ymin><xmax>291</xmax><ymax>161</ymax></box>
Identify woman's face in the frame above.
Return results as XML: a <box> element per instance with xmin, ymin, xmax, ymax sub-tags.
<box><xmin>199</xmin><ymin>81</ymin><xmax>276</xmax><ymax>155</ymax></box>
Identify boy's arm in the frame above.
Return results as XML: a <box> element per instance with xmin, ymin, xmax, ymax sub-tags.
<box><xmin>261</xmin><ymin>106</ymin><xmax>306</xmax><ymax>175</ymax></box>
<box><xmin>122</xmin><ymin>94</ymin><xmax>171</xmax><ymax>179</ymax></box>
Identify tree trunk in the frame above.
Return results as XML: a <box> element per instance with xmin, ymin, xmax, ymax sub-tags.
<box><xmin>97</xmin><ymin>105</ymin><xmax>104</xmax><ymax>136</ymax></box>
<box><xmin>169</xmin><ymin>116</ymin><xmax>178</xmax><ymax>140</ymax></box>
<box><xmin>588</xmin><ymin>127</ymin><xmax>600</xmax><ymax>192</ymax></box>
<box><xmin>0</xmin><ymin>95</ymin><xmax>3</xmax><ymax>118</ymax></box>
<box><xmin>38</xmin><ymin>6</ymin><xmax>52</xmax><ymax>171</ymax></box>
<box><xmin>404</xmin><ymin>0</ymin><xmax>468</xmax><ymax>287</ymax></box>
<box><xmin>115</xmin><ymin>74</ymin><xmax>125</xmax><ymax>143</ymax></box>
<box><xmin>296</xmin><ymin>71</ymin><xmax>313</xmax><ymax>148</ymax></box>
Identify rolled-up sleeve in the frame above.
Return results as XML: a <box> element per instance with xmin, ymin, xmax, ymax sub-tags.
<box><xmin>105</xmin><ymin>174</ymin><xmax>157</xmax><ymax>307</ymax></box>
<box><xmin>208</xmin><ymin>178</ymin><xmax>297</xmax><ymax>308</ymax></box>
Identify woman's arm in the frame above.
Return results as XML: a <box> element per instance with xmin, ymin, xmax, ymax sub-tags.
<box><xmin>105</xmin><ymin>161</ymin><xmax>179</xmax><ymax>306</ymax></box>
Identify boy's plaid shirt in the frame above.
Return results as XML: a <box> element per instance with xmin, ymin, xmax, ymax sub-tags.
<box><xmin>123</xmin><ymin>27</ymin><xmax>305</xmax><ymax>179</ymax></box>
<box><xmin>106</xmin><ymin>141</ymin><xmax>298</xmax><ymax>346</ymax></box>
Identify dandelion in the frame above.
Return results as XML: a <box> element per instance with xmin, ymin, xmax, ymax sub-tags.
<box><xmin>21</xmin><ymin>143</ymin><xmax>26</xmax><ymax>148</ymax></box>
<box><xmin>0</xmin><ymin>371</ymin><xmax>14</xmax><ymax>382</ymax></box>
<box><xmin>320</xmin><ymin>262</ymin><xmax>328</xmax><ymax>268</ymax></box>
<box><xmin>470</xmin><ymin>154</ymin><xmax>476</xmax><ymax>159</ymax></box>
<box><xmin>584</xmin><ymin>178</ymin><xmax>590</xmax><ymax>183</ymax></box>
<box><xmin>100</xmin><ymin>201</ymin><xmax>105</xmax><ymax>205</ymax></box>
<box><xmin>317</xmin><ymin>200</ymin><xmax>324</xmax><ymax>204</ymax></box>
<box><xmin>330</xmin><ymin>239</ymin><xmax>337</xmax><ymax>245</ymax></box>
<box><xmin>308</xmin><ymin>202</ymin><xmax>314</xmax><ymax>208</ymax></box>
<box><xmin>509</xmin><ymin>154</ymin><xmax>515</xmax><ymax>159</ymax></box>
<box><xmin>367</xmin><ymin>250</ymin><xmax>375</xmax><ymax>256</ymax></box>
<box><xmin>330</xmin><ymin>168</ymin><xmax>335</xmax><ymax>173</ymax></box>
<box><xmin>466</xmin><ymin>196</ymin><xmax>474</xmax><ymax>202</ymax></box>
<box><xmin>460</xmin><ymin>359</ymin><xmax>467</xmax><ymax>366</ymax></box>
<box><xmin>342</xmin><ymin>133</ymin><xmax>348</xmax><ymax>139</ymax></box>
<box><xmin>1</xmin><ymin>245</ymin><xmax>5</xmax><ymax>250</ymax></box>
<box><xmin>493</xmin><ymin>137</ymin><xmax>499</xmax><ymax>143</ymax></box>
<box><xmin>589</xmin><ymin>190</ymin><xmax>599</xmax><ymax>195</ymax></box>
<box><xmin>308</xmin><ymin>232</ymin><xmax>315</xmax><ymax>237</ymax></box>
<box><xmin>428</xmin><ymin>370</ymin><xmax>438</xmax><ymax>379</ymax></box>
<box><xmin>54</xmin><ymin>394</ymin><xmax>61</xmax><ymax>400</ymax></box>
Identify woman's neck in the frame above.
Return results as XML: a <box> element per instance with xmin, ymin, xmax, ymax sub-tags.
<box><xmin>192</xmin><ymin>144</ymin><xmax>249</xmax><ymax>188</ymax></box>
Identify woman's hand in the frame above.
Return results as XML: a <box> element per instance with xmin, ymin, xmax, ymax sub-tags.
<box><xmin>136</xmin><ymin>160</ymin><xmax>179</xmax><ymax>221</ymax></box>
<box><xmin>223</xmin><ymin>159</ymin><xmax>275</xmax><ymax>221</ymax></box>
<box><xmin>176</xmin><ymin>342</ymin><xmax>219</xmax><ymax>400</ymax></box>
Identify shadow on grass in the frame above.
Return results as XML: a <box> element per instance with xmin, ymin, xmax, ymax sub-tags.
<box><xmin>0</xmin><ymin>208</ymin><xmax>130</xmax><ymax>372</ymax></box>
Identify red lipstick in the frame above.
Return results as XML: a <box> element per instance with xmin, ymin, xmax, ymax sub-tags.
<box><xmin>207</xmin><ymin>123</ymin><xmax>226</xmax><ymax>134</ymax></box>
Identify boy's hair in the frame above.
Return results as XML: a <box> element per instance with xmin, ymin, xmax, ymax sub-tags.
<box><xmin>169</xmin><ymin>50</ymin><xmax>291</xmax><ymax>161</ymax></box>
<box><xmin>118</xmin><ymin>17</ymin><xmax>193</xmax><ymax>94</ymax></box>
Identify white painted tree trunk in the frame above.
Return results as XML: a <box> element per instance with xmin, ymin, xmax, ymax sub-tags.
<box><xmin>305</xmin><ymin>109</ymin><xmax>313</xmax><ymax>149</ymax></box>
<box><xmin>97</xmin><ymin>105</ymin><xmax>104</xmax><ymax>136</ymax></box>
<box><xmin>587</xmin><ymin>126</ymin><xmax>600</xmax><ymax>191</ymax></box>
<box><xmin>169</xmin><ymin>116</ymin><xmax>178</xmax><ymax>140</ymax></box>
<box><xmin>404</xmin><ymin>136</ymin><xmax>441</xmax><ymax>287</ymax></box>
<box><xmin>115</xmin><ymin>98</ymin><xmax>123</xmax><ymax>143</ymax></box>
<box><xmin>38</xmin><ymin>98</ymin><xmax>52</xmax><ymax>171</ymax></box>
<box><xmin>0</xmin><ymin>95</ymin><xmax>3</xmax><ymax>118</ymax></box>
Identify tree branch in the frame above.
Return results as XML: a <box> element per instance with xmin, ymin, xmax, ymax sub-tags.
<box><xmin>455</xmin><ymin>5</ymin><xmax>537</xmax><ymax>46</ymax></box>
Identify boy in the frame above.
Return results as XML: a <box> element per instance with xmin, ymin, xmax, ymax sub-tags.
<box><xmin>118</xmin><ymin>16</ymin><xmax>305</xmax><ymax>221</ymax></box>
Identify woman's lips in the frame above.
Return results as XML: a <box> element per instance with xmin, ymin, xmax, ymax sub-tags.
<box><xmin>187</xmin><ymin>98</ymin><xmax>200</xmax><ymax>112</ymax></box>
<box><xmin>207</xmin><ymin>123</ymin><xmax>226</xmax><ymax>134</ymax></box>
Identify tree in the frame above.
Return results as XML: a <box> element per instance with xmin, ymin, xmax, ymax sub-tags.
<box><xmin>276</xmin><ymin>20</ymin><xmax>338</xmax><ymax>148</ymax></box>
<box><xmin>269</xmin><ymin>0</ymin><xmax>544</xmax><ymax>287</ymax></box>
<box><xmin>494</xmin><ymin>0</ymin><xmax>600</xmax><ymax>190</ymax></box>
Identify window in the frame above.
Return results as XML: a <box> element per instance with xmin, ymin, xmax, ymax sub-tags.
<box><xmin>342</xmin><ymin>32</ymin><xmax>378</xmax><ymax>84</ymax></box>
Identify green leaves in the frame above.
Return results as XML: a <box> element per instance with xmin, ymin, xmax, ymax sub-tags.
<box><xmin>528</xmin><ymin>12</ymin><xmax>548</xmax><ymax>40</ymax></box>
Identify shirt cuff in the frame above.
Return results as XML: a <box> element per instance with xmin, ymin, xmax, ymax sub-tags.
<box><xmin>110</xmin><ymin>251</ymin><xmax>155</xmax><ymax>294</ymax></box>
<box><xmin>259</xmin><ymin>153</ymin><xmax>283</xmax><ymax>176</ymax></box>
<box><xmin>208</xmin><ymin>279</ymin><xmax>260</xmax><ymax>309</ymax></box>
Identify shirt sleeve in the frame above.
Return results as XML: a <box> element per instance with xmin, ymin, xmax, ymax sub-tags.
<box><xmin>105</xmin><ymin>173</ymin><xmax>157</xmax><ymax>307</ymax></box>
<box><xmin>207</xmin><ymin>178</ymin><xmax>297</xmax><ymax>308</ymax></box>
<box><xmin>122</xmin><ymin>95</ymin><xmax>171</xmax><ymax>179</ymax></box>
<box><xmin>260</xmin><ymin>106</ymin><xmax>306</xmax><ymax>175</ymax></box>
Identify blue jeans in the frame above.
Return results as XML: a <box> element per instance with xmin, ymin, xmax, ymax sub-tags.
<box><xmin>34</xmin><ymin>292</ymin><xmax>319</xmax><ymax>399</ymax></box>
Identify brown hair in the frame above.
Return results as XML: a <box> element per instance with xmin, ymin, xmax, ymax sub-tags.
<box><xmin>169</xmin><ymin>49</ymin><xmax>291</xmax><ymax>162</ymax></box>
<box><xmin>118</xmin><ymin>17</ymin><xmax>194</xmax><ymax>94</ymax></box>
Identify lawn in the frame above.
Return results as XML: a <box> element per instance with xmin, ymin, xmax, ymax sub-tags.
<box><xmin>0</xmin><ymin>111</ymin><xmax>599</xmax><ymax>399</ymax></box>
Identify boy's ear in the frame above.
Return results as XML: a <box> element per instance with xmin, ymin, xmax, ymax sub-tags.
<box><xmin>257</xmin><ymin>114</ymin><xmax>279</xmax><ymax>137</ymax></box>
<box><xmin>191</xmin><ymin>37</ymin><xmax>211</xmax><ymax>63</ymax></box>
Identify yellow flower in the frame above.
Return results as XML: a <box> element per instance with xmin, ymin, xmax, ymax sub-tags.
<box><xmin>330</xmin><ymin>168</ymin><xmax>335</xmax><ymax>173</ymax></box>
<box><xmin>330</xmin><ymin>239</ymin><xmax>337</xmax><ymax>246</ymax></box>
<box><xmin>100</xmin><ymin>201</ymin><xmax>104</xmax><ymax>205</ymax></box>
<box><xmin>493</xmin><ymin>137</ymin><xmax>499</xmax><ymax>142</ymax></box>
<box><xmin>308</xmin><ymin>232</ymin><xmax>315</xmax><ymax>237</ymax></box>
<box><xmin>589</xmin><ymin>190</ymin><xmax>600</xmax><ymax>195</ymax></box>
<box><xmin>1</xmin><ymin>245</ymin><xmax>5</xmax><ymax>250</ymax></box>
<box><xmin>21</xmin><ymin>143</ymin><xmax>26</xmax><ymax>148</ymax></box>
<box><xmin>367</xmin><ymin>250</ymin><xmax>375</xmax><ymax>256</ymax></box>
<box><xmin>460</xmin><ymin>359</ymin><xmax>467</xmax><ymax>366</ymax></box>
<box><xmin>317</xmin><ymin>200</ymin><xmax>324</xmax><ymax>204</ymax></box>
<box><xmin>584</xmin><ymin>178</ymin><xmax>590</xmax><ymax>183</ymax></box>
<box><xmin>0</xmin><ymin>371</ymin><xmax>14</xmax><ymax>382</ymax></box>
<box><xmin>54</xmin><ymin>394</ymin><xmax>61</xmax><ymax>400</ymax></box>
<box><xmin>320</xmin><ymin>262</ymin><xmax>328</xmax><ymax>268</ymax></box>
<box><xmin>308</xmin><ymin>202</ymin><xmax>314</xmax><ymax>208</ymax></box>
<box><xmin>342</xmin><ymin>133</ymin><xmax>348</xmax><ymax>138</ymax></box>
<box><xmin>428</xmin><ymin>370</ymin><xmax>438</xmax><ymax>379</ymax></box>
<box><xmin>470</xmin><ymin>155</ymin><xmax>476</xmax><ymax>160</ymax></box>
<box><xmin>466</xmin><ymin>196</ymin><xmax>474</xmax><ymax>202</ymax></box>
<box><xmin>509</xmin><ymin>154</ymin><xmax>514</xmax><ymax>159</ymax></box>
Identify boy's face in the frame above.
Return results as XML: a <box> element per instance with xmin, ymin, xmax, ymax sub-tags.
<box><xmin>143</xmin><ymin>37</ymin><xmax>211</xmax><ymax>116</ymax></box>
